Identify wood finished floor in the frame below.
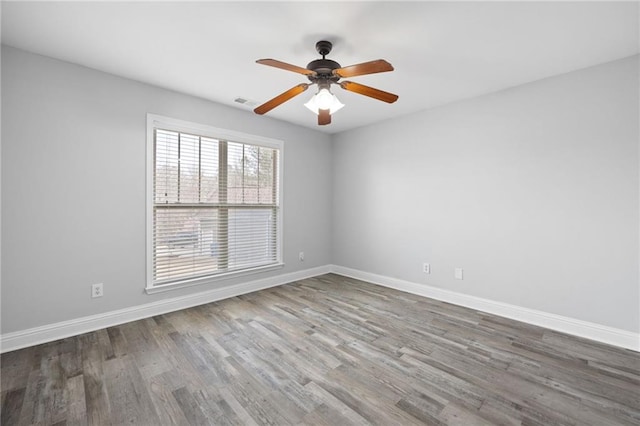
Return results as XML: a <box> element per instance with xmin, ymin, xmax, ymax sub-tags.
<box><xmin>1</xmin><ymin>274</ymin><xmax>639</xmax><ymax>425</ymax></box>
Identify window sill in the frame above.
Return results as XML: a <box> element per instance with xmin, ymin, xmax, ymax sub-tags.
<box><xmin>145</xmin><ymin>262</ymin><xmax>285</xmax><ymax>295</ymax></box>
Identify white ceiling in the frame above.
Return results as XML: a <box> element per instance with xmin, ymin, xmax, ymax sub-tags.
<box><xmin>2</xmin><ymin>1</ymin><xmax>638</xmax><ymax>134</ymax></box>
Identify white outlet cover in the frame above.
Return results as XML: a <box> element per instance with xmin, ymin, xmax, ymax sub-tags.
<box><xmin>92</xmin><ymin>283</ymin><xmax>104</xmax><ymax>298</ymax></box>
<box><xmin>454</xmin><ymin>268</ymin><xmax>464</xmax><ymax>280</ymax></box>
<box><xmin>423</xmin><ymin>263</ymin><xmax>430</xmax><ymax>274</ymax></box>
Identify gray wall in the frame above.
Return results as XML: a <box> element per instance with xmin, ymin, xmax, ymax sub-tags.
<box><xmin>3</xmin><ymin>45</ymin><xmax>638</xmax><ymax>337</ymax></box>
<box><xmin>332</xmin><ymin>56</ymin><xmax>639</xmax><ymax>332</ymax></box>
<box><xmin>1</xmin><ymin>46</ymin><xmax>333</xmax><ymax>333</ymax></box>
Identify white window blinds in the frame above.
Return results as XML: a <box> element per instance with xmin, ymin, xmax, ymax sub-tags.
<box><xmin>148</xmin><ymin>119</ymin><xmax>281</xmax><ymax>289</ymax></box>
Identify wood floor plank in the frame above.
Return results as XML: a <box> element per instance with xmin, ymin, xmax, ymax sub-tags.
<box><xmin>64</xmin><ymin>374</ymin><xmax>87</xmax><ymax>426</ymax></box>
<box><xmin>302</xmin><ymin>381</ymin><xmax>369</xmax><ymax>426</ymax></box>
<box><xmin>172</xmin><ymin>386</ymin><xmax>213</xmax><ymax>425</ymax></box>
<box><xmin>1</xmin><ymin>346</ymin><xmax>36</xmax><ymax>393</ymax></box>
<box><xmin>78</xmin><ymin>333</ymin><xmax>112</xmax><ymax>426</ymax></box>
<box><xmin>2</xmin><ymin>273</ymin><xmax>639</xmax><ymax>425</ymax></box>
<box><xmin>220</xmin><ymin>390</ymin><xmax>260</xmax><ymax>426</ymax></box>
<box><xmin>1</xmin><ymin>387</ymin><xmax>26</xmax><ymax>426</ymax></box>
<box><xmin>145</xmin><ymin>375</ymin><xmax>191</xmax><ymax>425</ymax></box>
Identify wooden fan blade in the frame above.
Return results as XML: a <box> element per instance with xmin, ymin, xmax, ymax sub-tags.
<box><xmin>339</xmin><ymin>81</ymin><xmax>398</xmax><ymax>103</ymax></box>
<box><xmin>254</xmin><ymin>84</ymin><xmax>310</xmax><ymax>115</ymax></box>
<box><xmin>256</xmin><ymin>59</ymin><xmax>316</xmax><ymax>76</ymax></box>
<box><xmin>318</xmin><ymin>109</ymin><xmax>331</xmax><ymax>126</ymax></box>
<box><xmin>333</xmin><ymin>59</ymin><xmax>394</xmax><ymax>78</ymax></box>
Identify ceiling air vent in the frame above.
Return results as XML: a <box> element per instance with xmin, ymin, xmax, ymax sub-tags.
<box><xmin>234</xmin><ymin>97</ymin><xmax>257</xmax><ymax>107</ymax></box>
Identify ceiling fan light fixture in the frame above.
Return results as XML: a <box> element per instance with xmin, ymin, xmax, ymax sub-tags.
<box><xmin>304</xmin><ymin>88</ymin><xmax>344</xmax><ymax>115</ymax></box>
<box><xmin>315</xmin><ymin>88</ymin><xmax>334</xmax><ymax>109</ymax></box>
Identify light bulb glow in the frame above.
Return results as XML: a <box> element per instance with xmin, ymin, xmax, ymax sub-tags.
<box><xmin>315</xmin><ymin>88</ymin><xmax>334</xmax><ymax>109</ymax></box>
<box><xmin>304</xmin><ymin>87</ymin><xmax>345</xmax><ymax>115</ymax></box>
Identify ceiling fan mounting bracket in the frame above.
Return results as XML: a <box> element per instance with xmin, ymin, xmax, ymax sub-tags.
<box><xmin>315</xmin><ymin>40</ymin><xmax>333</xmax><ymax>57</ymax></box>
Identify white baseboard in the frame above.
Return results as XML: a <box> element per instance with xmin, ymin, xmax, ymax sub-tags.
<box><xmin>330</xmin><ymin>265</ymin><xmax>640</xmax><ymax>352</ymax></box>
<box><xmin>3</xmin><ymin>264</ymin><xmax>638</xmax><ymax>353</ymax></box>
<box><xmin>0</xmin><ymin>265</ymin><xmax>332</xmax><ymax>353</ymax></box>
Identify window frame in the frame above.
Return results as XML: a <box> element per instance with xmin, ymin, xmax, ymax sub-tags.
<box><xmin>145</xmin><ymin>114</ymin><xmax>284</xmax><ymax>294</ymax></box>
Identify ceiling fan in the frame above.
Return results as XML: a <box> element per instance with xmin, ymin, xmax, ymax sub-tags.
<box><xmin>254</xmin><ymin>40</ymin><xmax>398</xmax><ymax>126</ymax></box>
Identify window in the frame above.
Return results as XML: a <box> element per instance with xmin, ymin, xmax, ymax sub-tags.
<box><xmin>146</xmin><ymin>115</ymin><xmax>282</xmax><ymax>292</ymax></box>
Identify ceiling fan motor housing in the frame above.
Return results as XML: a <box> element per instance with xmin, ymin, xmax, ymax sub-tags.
<box><xmin>306</xmin><ymin>59</ymin><xmax>341</xmax><ymax>81</ymax></box>
<box><xmin>308</xmin><ymin>41</ymin><xmax>341</xmax><ymax>83</ymax></box>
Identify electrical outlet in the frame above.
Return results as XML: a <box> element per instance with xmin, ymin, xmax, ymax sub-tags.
<box><xmin>423</xmin><ymin>263</ymin><xmax>430</xmax><ymax>274</ymax></box>
<box><xmin>92</xmin><ymin>283</ymin><xmax>104</xmax><ymax>298</ymax></box>
<box><xmin>299</xmin><ymin>251</ymin><xmax>305</xmax><ymax>262</ymax></box>
<box><xmin>454</xmin><ymin>268</ymin><xmax>464</xmax><ymax>280</ymax></box>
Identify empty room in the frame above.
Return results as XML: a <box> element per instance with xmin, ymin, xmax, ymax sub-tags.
<box><xmin>1</xmin><ymin>1</ymin><xmax>639</xmax><ymax>425</ymax></box>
